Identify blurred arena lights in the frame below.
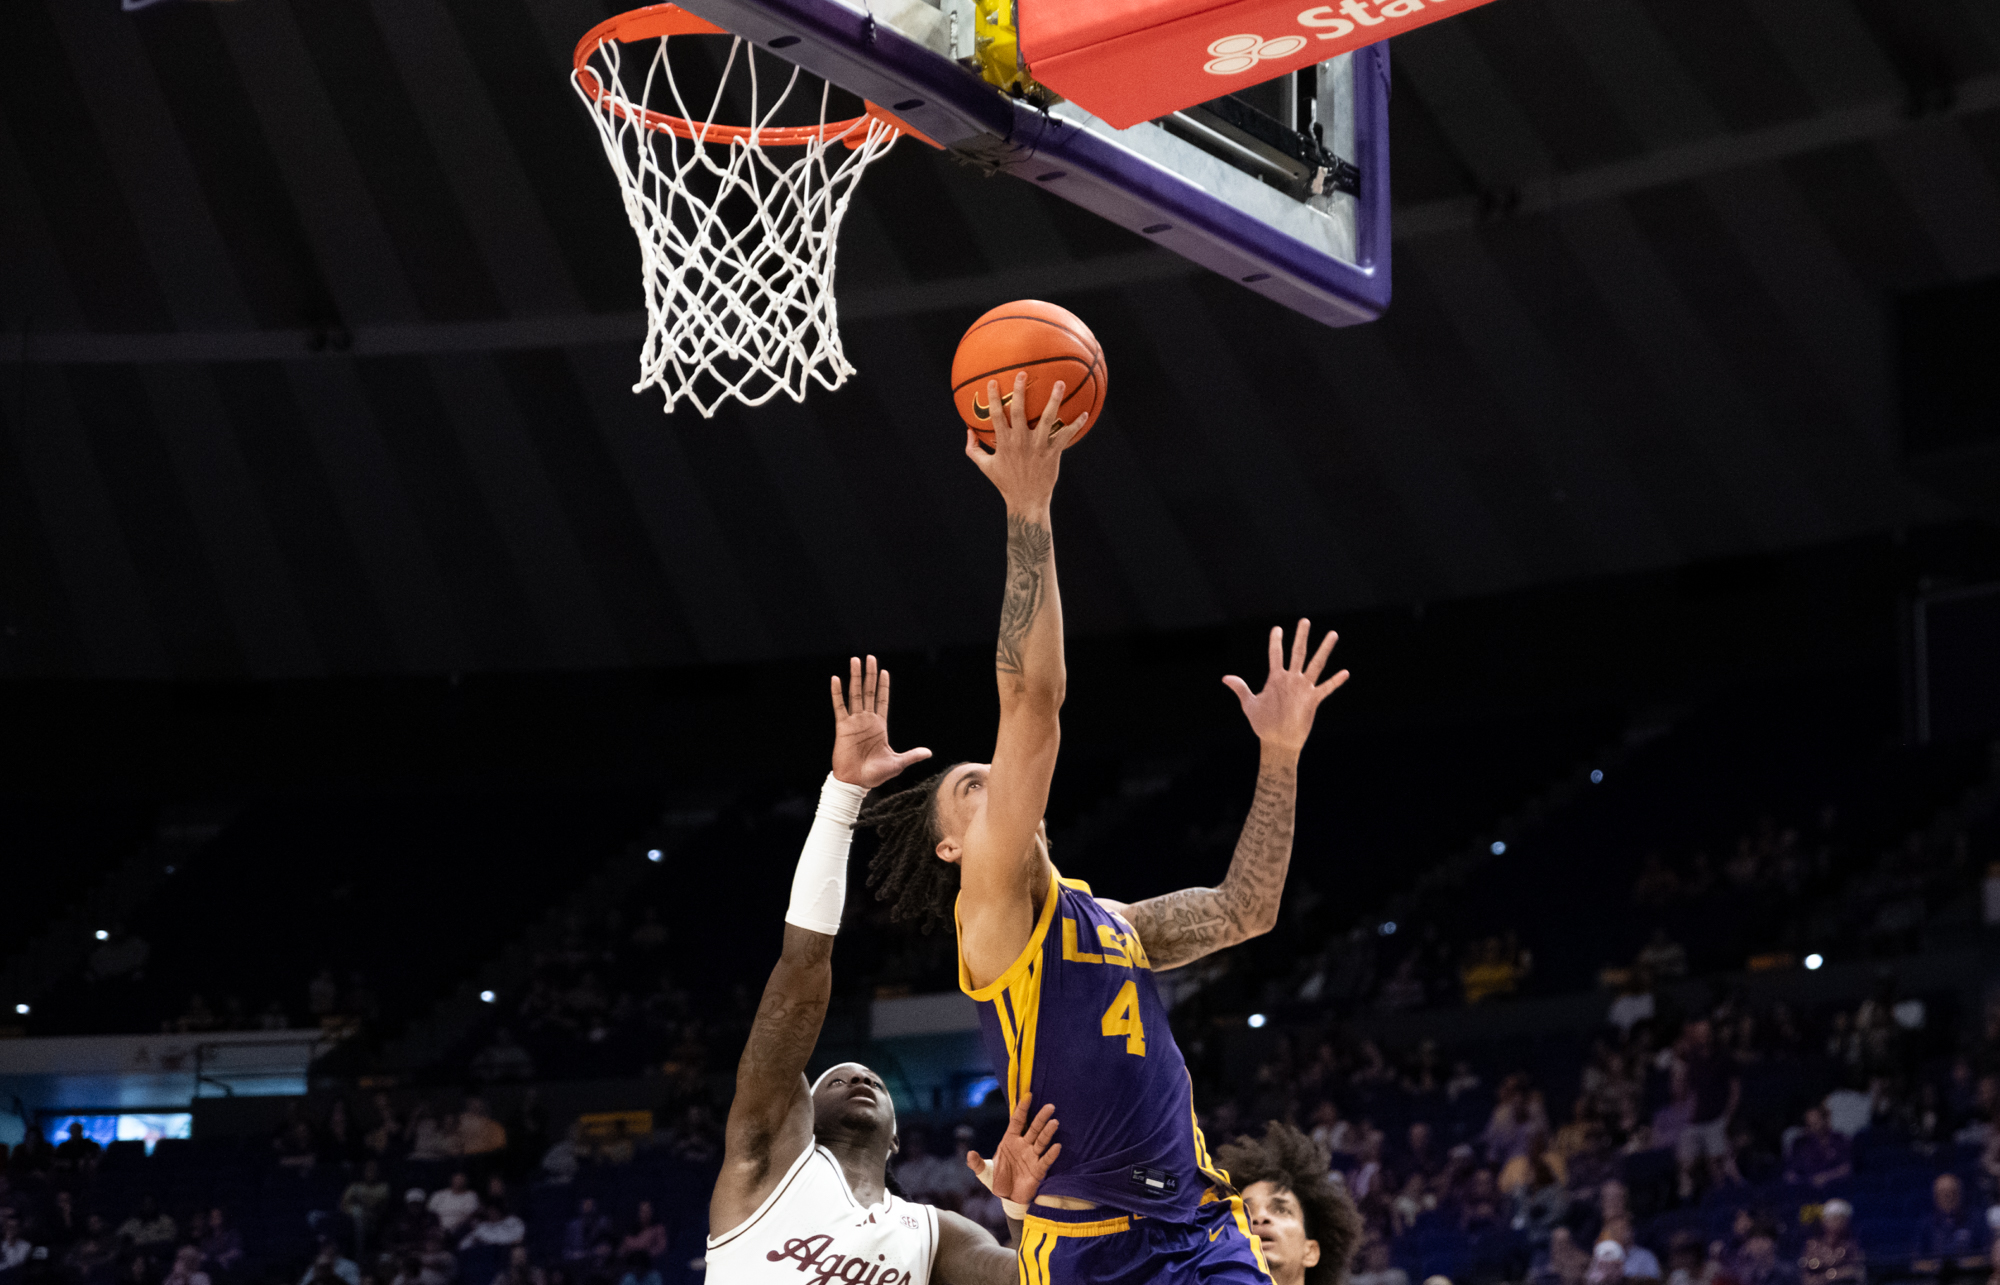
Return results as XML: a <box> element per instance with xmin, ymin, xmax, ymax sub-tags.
<box><xmin>95</xmin><ymin>929</ymin><xmax>109</xmax><ymax>940</ymax></box>
<box><xmin>480</xmin><ymin>990</ymin><xmax>497</xmax><ymax>1003</ymax></box>
<box><xmin>1590</xmin><ymin>769</ymin><xmax>1604</xmax><ymax>783</ymax></box>
<box><xmin>1247</xmin><ymin>1013</ymin><xmax>1267</xmax><ymax>1029</ymax></box>
<box><xmin>13</xmin><ymin>1004</ymin><xmax>27</xmax><ymax>1015</ymax></box>
<box><xmin>1379</xmin><ymin>921</ymin><xmax>1397</xmax><ymax>936</ymax></box>
<box><xmin>1490</xmin><ymin>840</ymin><xmax>1507</xmax><ymax>855</ymax></box>
<box><xmin>646</xmin><ymin>849</ymin><xmax>664</xmax><ymax>863</ymax></box>
<box><xmin>1805</xmin><ymin>953</ymin><xmax>1825</xmax><ymax>970</ymax></box>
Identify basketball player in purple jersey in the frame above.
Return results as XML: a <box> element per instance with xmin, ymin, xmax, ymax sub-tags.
<box><xmin>857</xmin><ymin>375</ymin><xmax>1349</xmax><ymax>1284</ymax></box>
<box><xmin>706</xmin><ymin>654</ymin><xmax>1062</xmax><ymax>1284</ymax></box>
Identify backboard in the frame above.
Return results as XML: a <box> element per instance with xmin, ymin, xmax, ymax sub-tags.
<box><xmin>670</xmin><ymin>0</ymin><xmax>1392</xmax><ymax>328</ymax></box>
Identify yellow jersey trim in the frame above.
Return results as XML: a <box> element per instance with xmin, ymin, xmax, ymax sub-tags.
<box><xmin>1021</xmin><ymin>1213</ymin><xmax>1134</xmax><ymax>1238</ymax></box>
<box><xmin>957</xmin><ymin>868</ymin><xmax>1062</xmax><ymax>1002</ymax></box>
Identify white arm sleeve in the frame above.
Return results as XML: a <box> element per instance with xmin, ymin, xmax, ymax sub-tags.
<box><xmin>785</xmin><ymin>774</ymin><xmax>868</xmax><ymax>935</ymax></box>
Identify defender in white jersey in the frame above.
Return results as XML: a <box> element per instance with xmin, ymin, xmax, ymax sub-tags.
<box><xmin>707</xmin><ymin>656</ymin><xmax>1061</xmax><ymax>1285</ymax></box>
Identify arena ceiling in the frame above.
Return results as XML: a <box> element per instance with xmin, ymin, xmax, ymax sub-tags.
<box><xmin>1</xmin><ymin>0</ymin><xmax>1997</xmax><ymax>680</ymax></box>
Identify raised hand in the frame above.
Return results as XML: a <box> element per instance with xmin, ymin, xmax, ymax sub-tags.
<box><xmin>829</xmin><ymin>655</ymin><xmax>932</xmax><ymax>790</ymax></box>
<box><xmin>965</xmin><ymin>1092</ymin><xmax>1062</xmax><ymax>1208</ymax></box>
<box><xmin>963</xmin><ymin>372</ymin><xmax>1088</xmax><ymax>515</ymax></box>
<box><xmin>1222</xmin><ymin>619</ymin><xmax>1349</xmax><ymax>757</ymax></box>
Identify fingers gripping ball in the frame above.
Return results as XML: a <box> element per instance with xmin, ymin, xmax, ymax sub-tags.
<box><xmin>951</xmin><ymin>301</ymin><xmax>1107</xmax><ymax>448</ymax></box>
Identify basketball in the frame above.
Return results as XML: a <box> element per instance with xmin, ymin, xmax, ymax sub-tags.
<box><xmin>950</xmin><ymin>301</ymin><xmax>1107</xmax><ymax>449</ymax></box>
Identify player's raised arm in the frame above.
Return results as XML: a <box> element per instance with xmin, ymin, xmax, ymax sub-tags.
<box><xmin>1112</xmin><ymin>621</ymin><xmax>1348</xmax><ymax>971</ymax></box>
<box><xmin>710</xmin><ymin>658</ymin><xmax>931</xmax><ymax>1236</ymax></box>
<box><xmin>954</xmin><ymin>374</ymin><xmax>1087</xmax><ymax>981</ymax></box>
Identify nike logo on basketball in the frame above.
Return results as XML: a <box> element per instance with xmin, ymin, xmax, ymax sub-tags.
<box><xmin>970</xmin><ymin>390</ymin><xmax>1015</xmax><ymax>421</ymax></box>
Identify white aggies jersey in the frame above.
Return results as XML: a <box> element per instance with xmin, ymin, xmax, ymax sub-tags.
<box><xmin>706</xmin><ymin>1143</ymin><xmax>939</xmax><ymax>1285</ymax></box>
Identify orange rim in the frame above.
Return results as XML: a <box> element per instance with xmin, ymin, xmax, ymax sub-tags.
<box><xmin>573</xmin><ymin>3</ymin><xmax>924</xmax><ymax>149</ymax></box>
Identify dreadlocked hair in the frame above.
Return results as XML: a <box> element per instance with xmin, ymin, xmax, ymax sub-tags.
<box><xmin>1217</xmin><ymin>1121</ymin><xmax>1363</xmax><ymax>1285</ymax></box>
<box><xmin>860</xmin><ymin>766</ymin><xmax>963</xmax><ymax>934</ymax></box>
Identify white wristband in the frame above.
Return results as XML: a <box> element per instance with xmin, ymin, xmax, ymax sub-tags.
<box><xmin>973</xmin><ymin>1155</ymin><xmax>1030</xmax><ymax>1221</ymax></box>
<box><xmin>785</xmin><ymin>774</ymin><xmax>867</xmax><ymax>935</ymax></box>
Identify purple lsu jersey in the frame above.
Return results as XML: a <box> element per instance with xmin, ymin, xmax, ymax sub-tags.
<box><xmin>956</xmin><ymin>871</ymin><xmax>1229</xmax><ymax>1220</ymax></box>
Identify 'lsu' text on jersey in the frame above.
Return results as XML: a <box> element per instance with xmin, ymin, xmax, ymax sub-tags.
<box><xmin>705</xmin><ymin>1143</ymin><xmax>938</xmax><ymax>1284</ymax></box>
<box><xmin>956</xmin><ymin>872</ymin><xmax>1227</xmax><ymax>1219</ymax></box>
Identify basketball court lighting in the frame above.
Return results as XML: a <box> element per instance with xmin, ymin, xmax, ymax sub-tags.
<box><xmin>480</xmin><ymin>990</ymin><xmax>497</xmax><ymax>1003</ymax></box>
<box><xmin>95</xmin><ymin>929</ymin><xmax>109</xmax><ymax>941</ymax></box>
<box><xmin>1379</xmin><ymin>921</ymin><xmax>1397</xmax><ymax>936</ymax></box>
<box><xmin>13</xmin><ymin>1004</ymin><xmax>27</xmax><ymax>1016</ymax></box>
<box><xmin>1248</xmin><ymin>1013</ymin><xmax>1267</xmax><ymax>1029</ymax></box>
<box><xmin>1805</xmin><ymin>954</ymin><xmax>1825</xmax><ymax>971</ymax></box>
<box><xmin>646</xmin><ymin>848</ymin><xmax>664</xmax><ymax>863</ymax></box>
<box><xmin>1590</xmin><ymin>769</ymin><xmax>1605</xmax><ymax>783</ymax></box>
<box><xmin>1490</xmin><ymin>840</ymin><xmax>1507</xmax><ymax>855</ymax></box>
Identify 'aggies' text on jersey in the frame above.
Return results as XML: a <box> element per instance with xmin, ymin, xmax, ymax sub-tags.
<box><xmin>706</xmin><ymin>1143</ymin><xmax>938</xmax><ymax>1284</ymax></box>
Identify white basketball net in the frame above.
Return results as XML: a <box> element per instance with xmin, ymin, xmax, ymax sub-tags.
<box><xmin>573</xmin><ymin>33</ymin><xmax>899</xmax><ymax>416</ymax></box>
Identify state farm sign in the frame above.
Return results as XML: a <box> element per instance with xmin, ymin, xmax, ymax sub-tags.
<box><xmin>1022</xmin><ymin>0</ymin><xmax>1501</xmax><ymax>129</ymax></box>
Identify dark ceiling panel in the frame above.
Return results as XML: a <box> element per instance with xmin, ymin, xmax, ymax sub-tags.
<box><xmin>135</xmin><ymin>5</ymin><xmax>343</xmax><ymax>331</ymax></box>
<box><xmin>1785</xmin><ymin>142</ymin><xmax>1954</xmax><ymax>293</ymax></box>
<box><xmin>1462</xmin><ymin>0</ymin><xmax>1645</xmax><ymax>173</ymax></box>
<box><xmin>1633</xmin><ymin>0</ymin><xmax>1819</xmax><ymax>132</ymax></box>
<box><xmin>289</xmin><ymin>0</ymin><xmax>504</xmax><ymax>322</ymax></box>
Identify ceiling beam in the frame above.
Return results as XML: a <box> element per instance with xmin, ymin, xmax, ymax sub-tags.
<box><xmin>4</xmin><ymin>72</ymin><xmax>1993</xmax><ymax>365</ymax></box>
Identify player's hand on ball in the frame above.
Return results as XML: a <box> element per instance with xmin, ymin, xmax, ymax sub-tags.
<box><xmin>1222</xmin><ymin>620</ymin><xmax>1349</xmax><ymax>757</ymax></box>
<box><xmin>830</xmin><ymin>655</ymin><xmax>932</xmax><ymax>790</ymax></box>
<box><xmin>967</xmin><ymin>1092</ymin><xmax>1061</xmax><ymax>1208</ymax></box>
<box><xmin>964</xmin><ymin>372</ymin><xmax>1086</xmax><ymax>513</ymax></box>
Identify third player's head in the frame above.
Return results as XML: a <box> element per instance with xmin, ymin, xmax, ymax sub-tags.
<box><xmin>811</xmin><ymin>1063</ymin><xmax>898</xmax><ymax>1156</ymax></box>
<box><xmin>1217</xmin><ymin>1122</ymin><xmax>1362</xmax><ymax>1285</ymax></box>
<box><xmin>859</xmin><ymin>762</ymin><xmax>1049</xmax><ymax>934</ymax></box>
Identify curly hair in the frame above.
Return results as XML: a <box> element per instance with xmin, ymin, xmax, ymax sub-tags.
<box><xmin>1216</xmin><ymin>1121</ymin><xmax>1362</xmax><ymax>1285</ymax></box>
<box><xmin>859</xmin><ymin>766</ymin><xmax>962</xmax><ymax>934</ymax></box>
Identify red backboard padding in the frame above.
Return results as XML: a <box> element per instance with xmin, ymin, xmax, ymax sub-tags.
<box><xmin>1021</xmin><ymin>0</ymin><xmax>1500</xmax><ymax>129</ymax></box>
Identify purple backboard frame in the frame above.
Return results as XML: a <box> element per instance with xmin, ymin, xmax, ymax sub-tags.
<box><xmin>671</xmin><ymin>0</ymin><xmax>1392</xmax><ymax>327</ymax></box>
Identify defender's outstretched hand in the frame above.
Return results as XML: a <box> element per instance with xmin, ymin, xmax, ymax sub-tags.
<box><xmin>964</xmin><ymin>372</ymin><xmax>1087</xmax><ymax>513</ymax></box>
<box><xmin>1222</xmin><ymin>620</ymin><xmax>1349</xmax><ymax>756</ymax></box>
<box><xmin>830</xmin><ymin>655</ymin><xmax>932</xmax><ymax>790</ymax></box>
<box><xmin>966</xmin><ymin>1092</ymin><xmax>1062</xmax><ymax>1208</ymax></box>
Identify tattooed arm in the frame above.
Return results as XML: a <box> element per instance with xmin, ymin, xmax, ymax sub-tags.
<box><xmin>956</xmin><ymin>374</ymin><xmax>1089</xmax><ymax>986</ymax></box>
<box><xmin>710</xmin><ymin>657</ymin><xmax>930</xmax><ymax>1237</ymax></box>
<box><xmin>1110</xmin><ymin>621</ymin><xmax>1350</xmax><ymax>971</ymax></box>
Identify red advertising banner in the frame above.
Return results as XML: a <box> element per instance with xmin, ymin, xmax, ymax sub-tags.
<box><xmin>1021</xmin><ymin>0</ymin><xmax>1500</xmax><ymax>129</ymax></box>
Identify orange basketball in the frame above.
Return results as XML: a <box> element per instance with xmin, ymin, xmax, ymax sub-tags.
<box><xmin>950</xmin><ymin>301</ymin><xmax>1106</xmax><ymax>449</ymax></box>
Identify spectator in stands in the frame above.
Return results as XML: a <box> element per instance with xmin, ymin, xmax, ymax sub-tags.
<box><xmin>409</xmin><ymin>1110</ymin><xmax>462</xmax><ymax>1163</ymax></box>
<box><xmin>1783</xmin><ymin>1107</ymin><xmax>1853</xmax><ymax>1188</ymax></box>
<box><xmin>1675</xmin><ymin>1021</ymin><xmax>1743</xmax><ymax>1198</ymax></box>
<box><xmin>163</xmin><ymin>1245</ymin><xmax>211</xmax><ymax>1285</ymax></box>
<box><xmin>275</xmin><ymin>1122</ymin><xmax>318</xmax><ymax>1175</ymax></box>
<box><xmin>301</xmin><ymin>1242</ymin><xmax>360</xmax><ymax>1285</ymax></box>
<box><xmin>470</xmin><ymin>1031</ymin><xmax>535</xmax><ymax>1083</ymax></box>
<box><xmin>892</xmin><ymin>1132</ymin><xmax>968</xmax><ymax>1211</ymax></box>
<box><xmin>1400</xmin><ymin>1122</ymin><xmax>1441</xmax><ymax>1184</ymax></box>
<box><xmin>457</xmin><ymin>1202</ymin><xmax>524</xmax><ymax>1251</ymax></box>
<box><xmin>1390</xmin><ymin>1173</ymin><xmax>1433</xmax><ymax>1236</ymax></box>
<box><xmin>1589</xmin><ymin>1241</ymin><xmax>1627</xmax><ymax>1285</ymax></box>
<box><xmin>341</xmin><ymin>1162</ymin><xmax>392</xmax><ymax>1256</ymax></box>
<box><xmin>1729</xmin><ymin>1224</ymin><xmax>1797</xmax><ymax>1285</ymax></box>
<box><xmin>1914</xmin><ymin>1174</ymin><xmax>1984</xmax><ymax>1275</ymax></box>
<box><xmin>494</xmin><ymin>1246</ymin><xmax>544</xmax><ymax>1285</ymax></box>
<box><xmin>415</xmin><ymin>1230</ymin><xmax>458</xmax><ymax>1285</ymax></box>
<box><xmin>1352</xmin><ymin>1236</ymin><xmax>1410</xmax><ymax>1285</ymax></box>
<box><xmin>364</xmin><ymin>1095</ymin><xmax>406</xmax><ymax>1161</ymax></box>
<box><xmin>427</xmin><ymin>1175</ymin><xmax>480</xmax><ymax>1238</ymax></box>
<box><xmin>0</xmin><ymin>1217</ymin><xmax>31</xmax><ymax>1273</ymax></box>
<box><xmin>1456</xmin><ymin>1169</ymin><xmax>1502</xmax><ymax>1232</ymax></box>
<box><xmin>561</xmin><ymin>1200</ymin><xmax>611</xmax><ymax>1265</ymax></box>
<box><xmin>1501</xmin><ymin>1131</ymin><xmax>1566</xmax><ymax>1196</ymax></box>
<box><xmin>1601</xmin><ymin>1218</ymin><xmax>1661</xmax><ymax>1283</ymax></box>
<box><xmin>323</xmin><ymin>1102</ymin><xmax>365</xmax><ymax>1167</ymax></box>
<box><xmin>1635</xmin><ymin>931</ymin><xmax>1689</xmax><ymax>980</ymax></box>
<box><xmin>1308</xmin><ymin>1103</ymin><xmax>1353</xmax><ymax>1158</ymax></box>
<box><xmin>1510</xmin><ymin>1153</ymin><xmax>1570</xmax><ymax>1247</ymax></box>
<box><xmin>1662</xmin><ymin>1232</ymin><xmax>1709</xmax><ymax>1285</ymax></box>
<box><xmin>54</xmin><ymin>1123</ymin><xmax>103</xmax><ymax>1173</ymax></box>
<box><xmin>198</xmin><ymin>1209</ymin><xmax>243</xmax><ymax>1277</ymax></box>
<box><xmin>1536</xmin><ymin>1227</ymin><xmax>1589</xmax><ymax>1285</ymax></box>
<box><xmin>118</xmin><ymin>1197</ymin><xmax>177</xmax><ymax>1249</ymax></box>
<box><xmin>1799</xmin><ymin>1199</ymin><xmax>1863</xmax><ymax>1285</ymax></box>
<box><xmin>617</xmin><ymin>1203</ymin><xmax>664</xmax><ymax>1261</ymax></box>
<box><xmin>66</xmin><ymin>1216</ymin><xmax>116</xmax><ymax>1280</ymax></box>
<box><xmin>10</xmin><ymin>1128</ymin><xmax>53</xmax><ymax>1175</ymax></box>
<box><xmin>458</xmin><ymin>1101</ymin><xmax>507</xmax><ymax>1159</ymax></box>
<box><xmin>309</xmin><ymin>969</ymin><xmax>340</xmax><ymax>1019</ymax></box>
<box><xmin>615</xmin><ymin>1251</ymin><xmax>659</xmax><ymax>1285</ymax></box>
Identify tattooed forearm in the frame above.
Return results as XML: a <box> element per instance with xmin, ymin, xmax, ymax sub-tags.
<box><xmin>728</xmin><ymin>927</ymin><xmax>832</xmax><ymax>1159</ymax></box>
<box><xmin>995</xmin><ymin>512</ymin><xmax>1053</xmax><ymax>676</ymax></box>
<box><xmin>1127</xmin><ymin>762</ymin><xmax>1298</xmax><ymax>970</ymax></box>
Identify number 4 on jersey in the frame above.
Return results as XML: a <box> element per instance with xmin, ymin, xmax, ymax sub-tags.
<box><xmin>1101</xmin><ymin>979</ymin><xmax>1146</xmax><ymax>1056</ymax></box>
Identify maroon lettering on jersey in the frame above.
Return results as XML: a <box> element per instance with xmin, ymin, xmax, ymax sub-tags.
<box><xmin>763</xmin><ymin>1234</ymin><xmax>901</xmax><ymax>1284</ymax></box>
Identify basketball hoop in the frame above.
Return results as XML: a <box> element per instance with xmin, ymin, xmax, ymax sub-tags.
<box><xmin>572</xmin><ymin>5</ymin><xmax>907</xmax><ymax>416</ymax></box>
